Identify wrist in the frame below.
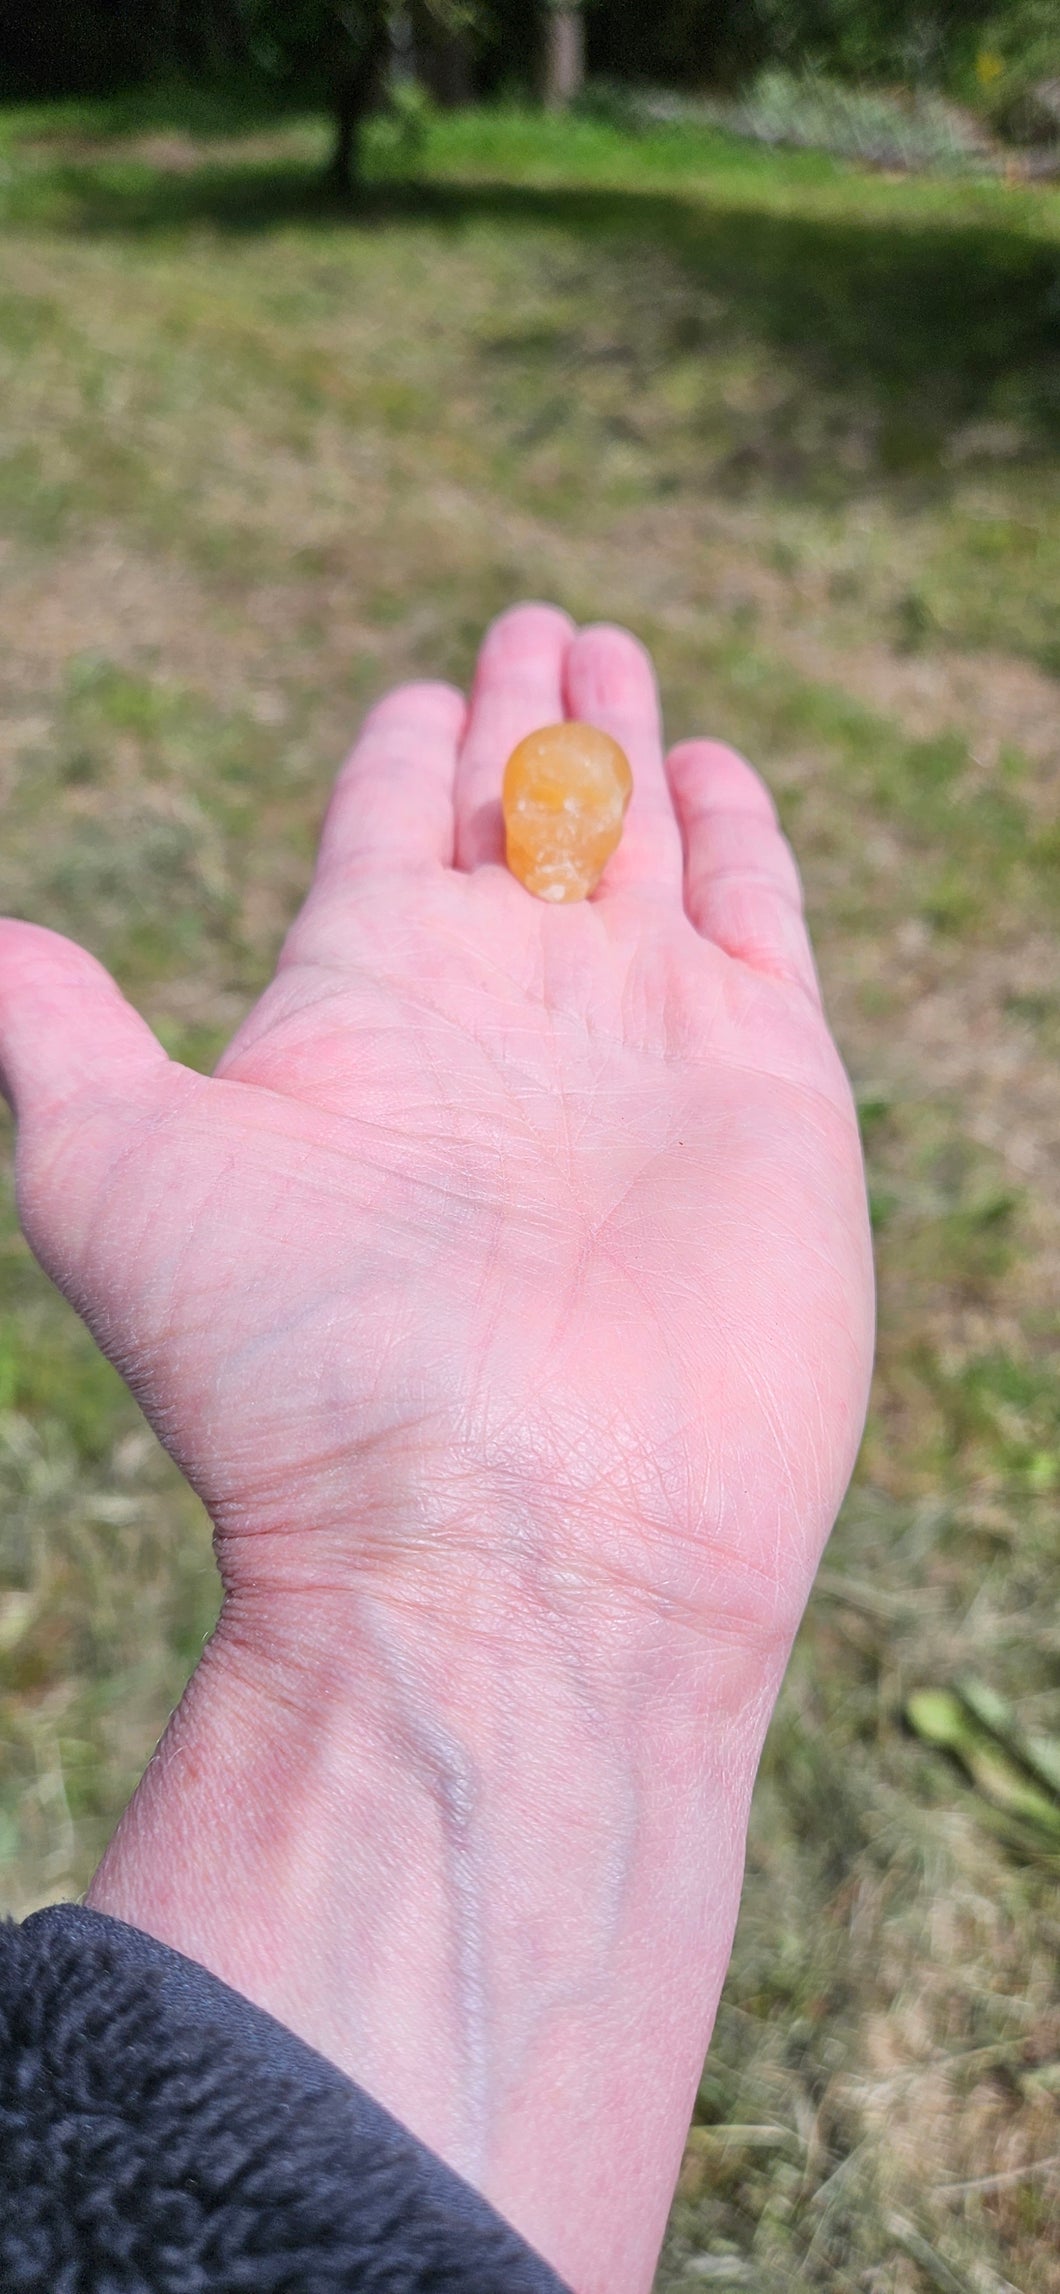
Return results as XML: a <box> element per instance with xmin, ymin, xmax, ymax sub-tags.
<box><xmin>88</xmin><ymin>1517</ymin><xmax>792</xmax><ymax>2294</ymax></box>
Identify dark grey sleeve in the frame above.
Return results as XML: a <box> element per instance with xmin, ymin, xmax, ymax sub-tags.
<box><xmin>0</xmin><ymin>1902</ymin><xmax>572</xmax><ymax>2293</ymax></box>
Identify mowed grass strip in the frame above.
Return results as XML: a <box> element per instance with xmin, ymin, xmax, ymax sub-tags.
<box><xmin>0</xmin><ymin>100</ymin><xmax>1056</xmax><ymax>2293</ymax></box>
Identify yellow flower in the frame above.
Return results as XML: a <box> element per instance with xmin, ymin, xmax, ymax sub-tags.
<box><xmin>976</xmin><ymin>49</ymin><xmax>1005</xmax><ymax>89</ymax></box>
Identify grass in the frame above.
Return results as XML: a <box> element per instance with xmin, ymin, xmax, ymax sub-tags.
<box><xmin>0</xmin><ymin>94</ymin><xmax>1057</xmax><ymax>2291</ymax></box>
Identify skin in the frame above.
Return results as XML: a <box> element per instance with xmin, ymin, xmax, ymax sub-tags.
<box><xmin>0</xmin><ymin>605</ymin><xmax>874</xmax><ymax>2294</ymax></box>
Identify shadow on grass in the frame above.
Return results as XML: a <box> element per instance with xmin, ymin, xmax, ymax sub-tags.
<box><xmin>1</xmin><ymin>76</ymin><xmax>311</xmax><ymax>147</ymax></box>
<box><xmin>15</xmin><ymin>151</ymin><xmax>1060</xmax><ymax>484</ymax></box>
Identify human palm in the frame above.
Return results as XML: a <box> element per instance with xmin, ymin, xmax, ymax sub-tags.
<box><xmin>1</xmin><ymin>606</ymin><xmax>875</xmax><ymax>2293</ymax></box>
<box><xmin>0</xmin><ymin>607</ymin><xmax>871</xmax><ymax>1647</ymax></box>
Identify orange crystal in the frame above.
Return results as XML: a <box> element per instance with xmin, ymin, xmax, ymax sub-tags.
<box><xmin>502</xmin><ymin>722</ymin><xmax>633</xmax><ymax>903</ymax></box>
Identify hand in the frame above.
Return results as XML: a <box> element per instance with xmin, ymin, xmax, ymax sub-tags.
<box><xmin>0</xmin><ymin>606</ymin><xmax>873</xmax><ymax>2294</ymax></box>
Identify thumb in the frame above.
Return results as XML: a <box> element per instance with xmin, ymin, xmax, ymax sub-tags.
<box><xmin>0</xmin><ymin>919</ymin><xmax>170</xmax><ymax>1273</ymax></box>
<box><xmin>0</xmin><ymin>921</ymin><xmax>167</xmax><ymax>1125</ymax></box>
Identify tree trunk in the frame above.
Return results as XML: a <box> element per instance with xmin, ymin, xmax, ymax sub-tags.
<box><xmin>417</xmin><ymin>28</ymin><xmax>472</xmax><ymax>108</ymax></box>
<box><xmin>544</xmin><ymin>5</ymin><xmax>585</xmax><ymax>111</ymax></box>
<box><xmin>329</xmin><ymin>80</ymin><xmax>363</xmax><ymax>194</ymax></box>
<box><xmin>327</xmin><ymin>27</ymin><xmax>390</xmax><ymax>197</ymax></box>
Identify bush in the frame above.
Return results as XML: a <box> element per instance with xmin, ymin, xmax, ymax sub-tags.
<box><xmin>634</xmin><ymin>71</ymin><xmax>991</xmax><ymax>171</ymax></box>
<box><xmin>970</xmin><ymin>2</ymin><xmax>1060</xmax><ymax>142</ymax></box>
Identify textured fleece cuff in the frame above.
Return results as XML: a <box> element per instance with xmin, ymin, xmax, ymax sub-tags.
<box><xmin>0</xmin><ymin>1902</ymin><xmax>571</xmax><ymax>2293</ymax></box>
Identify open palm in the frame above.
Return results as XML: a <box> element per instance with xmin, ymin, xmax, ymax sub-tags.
<box><xmin>0</xmin><ymin>605</ymin><xmax>872</xmax><ymax>1660</ymax></box>
<box><xmin>1</xmin><ymin>605</ymin><xmax>877</xmax><ymax>2294</ymax></box>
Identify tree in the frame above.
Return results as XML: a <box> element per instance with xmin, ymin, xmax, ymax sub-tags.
<box><xmin>544</xmin><ymin>1</ymin><xmax>585</xmax><ymax>107</ymax></box>
<box><xmin>411</xmin><ymin>0</ymin><xmax>473</xmax><ymax>104</ymax></box>
<box><xmin>0</xmin><ymin>0</ymin><xmax>249</xmax><ymax>99</ymax></box>
<box><xmin>237</xmin><ymin>0</ymin><xmax>478</xmax><ymax>191</ymax></box>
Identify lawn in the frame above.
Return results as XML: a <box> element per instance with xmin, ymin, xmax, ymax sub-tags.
<box><xmin>0</xmin><ymin>96</ymin><xmax>1057</xmax><ymax>2292</ymax></box>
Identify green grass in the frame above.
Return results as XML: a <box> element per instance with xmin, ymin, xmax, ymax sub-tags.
<box><xmin>0</xmin><ymin>95</ymin><xmax>1056</xmax><ymax>2293</ymax></box>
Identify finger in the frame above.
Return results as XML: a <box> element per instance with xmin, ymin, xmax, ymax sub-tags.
<box><xmin>454</xmin><ymin>602</ymin><xmax>574</xmax><ymax>871</ymax></box>
<box><xmin>319</xmin><ymin>679</ymin><xmax>466</xmax><ymax>882</ymax></box>
<box><xmin>0</xmin><ymin>920</ymin><xmax>169</xmax><ymax>1271</ymax></box>
<box><xmin>280</xmin><ymin>679</ymin><xmax>465</xmax><ymax>965</ymax></box>
<box><xmin>0</xmin><ymin>921</ymin><xmax>167</xmax><ymax>1127</ymax></box>
<box><xmin>563</xmin><ymin>625</ymin><xmax>684</xmax><ymax>899</ymax></box>
<box><xmin>666</xmin><ymin>740</ymin><xmax>821</xmax><ymax>1004</ymax></box>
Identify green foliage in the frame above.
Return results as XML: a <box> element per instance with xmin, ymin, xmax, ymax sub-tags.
<box><xmin>236</xmin><ymin>0</ymin><xmax>474</xmax><ymax>95</ymax></box>
<box><xmin>582</xmin><ymin>0</ymin><xmax>1051</xmax><ymax>97</ymax></box>
<box><xmin>973</xmin><ymin>0</ymin><xmax>1060</xmax><ymax>140</ymax></box>
<box><xmin>230</xmin><ymin>1</ymin><xmax>482</xmax><ymax>183</ymax></box>
<box><xmin>2</xmin><ymin>0</ymin><xmax>1055</xmax><ymax>116</ymax></box>
<box><xmin>739</xmin><ymin>0</ymin><xmax>994</xmax><ymax>85</ymax></box>
<box><xmin>0</xmin><ymin>3</ymin><xmax>247</xmax><ymax>100</ymax></box>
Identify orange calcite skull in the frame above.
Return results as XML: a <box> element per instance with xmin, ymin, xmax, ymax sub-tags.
<box><xmin>502</xmin><ymin>722</ymin><xmax>633</xmax><ymax>903</ymax></box>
